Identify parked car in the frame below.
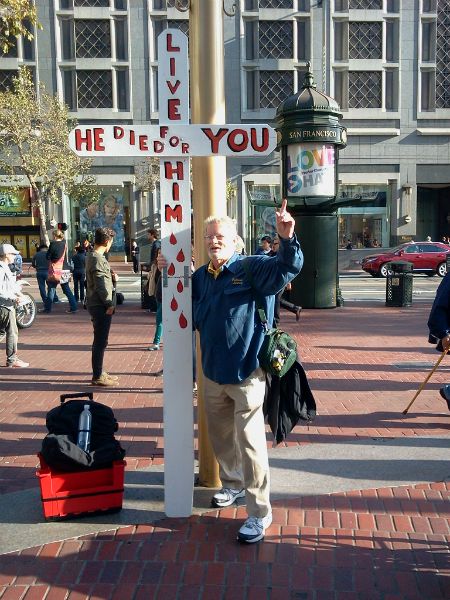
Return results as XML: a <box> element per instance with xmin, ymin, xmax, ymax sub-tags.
<box><xmin>361</xmin><ymin>242</ymin><xmax>450</xmax><ymax>277</ymax></box>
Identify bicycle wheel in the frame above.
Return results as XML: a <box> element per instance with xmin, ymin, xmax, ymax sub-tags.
<box><xmin>16</xmin><ymin>294</ymin><xmax>37</xmax><ymax>329</ymax></box>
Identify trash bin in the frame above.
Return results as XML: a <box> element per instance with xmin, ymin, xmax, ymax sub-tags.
<box><xmin>141</xmin><ymin>265</ymin><xmax>152</xmax><ymax>310</ymax></box>
<box><xmin>386</xmin><ymin>261</ymin><xmax>413</xmax><ymax>307</ymax></box>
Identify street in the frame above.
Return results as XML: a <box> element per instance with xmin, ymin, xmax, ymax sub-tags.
<box><xmin>21</xmin><ymin>267</ymin><xmax>444</xmax><ymax>305</ymax></box>
<box><xmin>340</xmin><ymin>272</ymin><xmax>441</xmax><ymax>302</ymax></box>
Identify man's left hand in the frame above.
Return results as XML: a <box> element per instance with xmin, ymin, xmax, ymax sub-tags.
<box><xmin>276</xmin><ymin>199</ymin><xmax>296</xmax><ymax>240</ymax></box>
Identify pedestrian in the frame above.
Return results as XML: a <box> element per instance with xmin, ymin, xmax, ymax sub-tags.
<box><xmin>146</xmin><ymin>228</ymin><xmax>161</xmax><ymax>311</ymax></box>
<box><xmin>254</xmin><ymin>234</ymin><xmax>272</xmax><ymax>255</ymax></box>
<box><xmin>31</xmin><ymin>244</ymin><xmax>50</xmax><ymax>303</ymax></box>
<box><xmin>86</xmin><ymin>227</ymin><xmax>119</xmax><ymax>387</ymax></box>
<box><xmin>270</xmin><ymin>236</ymin><xmax>302</xmax><ymax>324</ymax></box>
<box><xmin>131</xmin><ymin>238</ymin><xmax>140</xmax><ymax>273</ymax></box>
<box><xmin>0</xmin><ymin>243</ymin><xmax>29</xmax><ymax>368</ymax></box>
<box><xmin>148</xmin><ymin>248</ymin><xmax>162</xmax><ymax>351</ymax></box>
<box><xmin>71</xmin><ymin>245</ymin><xmax>86</xmax><ymax>303</ymax></box>
<box><xmin>147</xmin><ymin>228</ymin><xmax>161</xmax><ymax>264</ymax></box>
<box><xmin>12</xmin><ymin>251</ymin><xmax>23</xmax><ymax>277</ymax></box>
<box><xmin>159</xmin><ymin>199</ymin><xmax>302</xmax><ymax>543</ymax></box>
<box><xmin>31</xmin><ymin>244</ymin><xmax>61</xmax><ymax>305</ymax></box>
<box><xmin>40</xmin><ymin>230</ymin><xmax>78</xmax><ymax>314</ymax></box>
<box><xmin>427</xmin><ymin>272</ymin><xmax>450</xmax><ymax>412</ymax></box>
<box><xmin>235</xmin><ymin>235</ymin><xmax>246</xmax><ymax>255</ymax></box>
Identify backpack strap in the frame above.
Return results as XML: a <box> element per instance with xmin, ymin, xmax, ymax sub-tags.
<box><xmin>241</xmin><ymin>258</ymin><xmax>269</xmax><ymax>331</ymax></box>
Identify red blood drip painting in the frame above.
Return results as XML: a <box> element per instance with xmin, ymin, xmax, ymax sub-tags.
<box><xmin>176</xmin><ymin>249</ymin><xmax>185</xmax><ymax>262</ymax></box>
<box><xmin>177</xmin><ymin>280</ymin><xmax>183</xmax><ymax>293</ymax></box>
<box><xmin>170</xmin><ymin>296</ymin><xmax>178</xmax><ymax>311</ymax></box>
<box><xmin>179</xmin><ymin>312</ymin><xmax>188</xmax><ymax>328</ymax></box>
<box><xmin>168</xmin><ymin>263</ymin><xmax>175</xmax><ymax>276</ymax></box>
<box><xmin>169</xmin><ymin>233</ymin><xmax>177</xmax><ymax>245</ymax></box>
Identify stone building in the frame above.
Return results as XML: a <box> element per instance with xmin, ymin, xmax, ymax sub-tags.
<box><xmin>0</xmin><ymin>0</ymin><xmax>449</xmax><ymax>257</ymax></box>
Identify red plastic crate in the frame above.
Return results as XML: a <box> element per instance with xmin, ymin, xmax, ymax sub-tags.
<box><xmin>36</xmin><ymin>454</ymin><xmax>126</xmax><ymax>520</ymax></box>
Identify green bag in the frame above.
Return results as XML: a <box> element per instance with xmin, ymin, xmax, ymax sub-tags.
<box><xmin>242</xmin><ymin>258</ymin><xmax>297</xmax><ymax>378</ymax></box>
<box><xmin>258</xmin><ymin>327</ymin><xmax>297</xmax><ymax>378</ymax></box>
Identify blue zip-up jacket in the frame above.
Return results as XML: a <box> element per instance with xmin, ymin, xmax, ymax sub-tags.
<box><xmin>192</xmin><ymin>235</ymin><xmax>303</xmax><ymax>384</ymax></box>
<box><xmin>428</xmin><ymin>272</ymin><xmax>450</xmax><ymax>339</ymax></box>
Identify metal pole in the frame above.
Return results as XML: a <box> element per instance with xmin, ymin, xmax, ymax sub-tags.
<box><xmin>189</xmin><ymin>0</ymin><xmax>226</xmax><ymax>487</ymax></box>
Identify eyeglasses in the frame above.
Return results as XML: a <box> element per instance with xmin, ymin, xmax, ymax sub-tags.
<box><xmin>204</xmin><ymin>234</ymin><xmax>226</xmax><ymax>241</ymax></box>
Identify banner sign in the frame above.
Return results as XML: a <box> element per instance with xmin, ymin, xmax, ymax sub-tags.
<box><xmin>69</xmin><ymin>124</ymin><xmax>276</xmax><ymax>157</ymax></box>
<box><xmin>286</xmin><ymin>143</ymin><xmax>336</xmax><ymax>197</ymax></box>
<box><xmin>157</xmin><ymin>29</ymin><xmax>194</xmax><ymax>518</ymax></box>
<box><xmin>0</xmin><ymin>189</ymin><xmax>31</xmax><ymax>217</ymax></box>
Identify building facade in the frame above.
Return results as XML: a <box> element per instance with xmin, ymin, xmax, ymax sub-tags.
<box><xmin>1</xmin><ymin>0</ymin><xmax>450</xmax><ymax>257</ymax></box>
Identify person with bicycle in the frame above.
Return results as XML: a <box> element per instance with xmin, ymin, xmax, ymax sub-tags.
<box><xmin>0</xmin><ymin>244</ymin><xmax>29</xmax><ymax>368</ymax></box>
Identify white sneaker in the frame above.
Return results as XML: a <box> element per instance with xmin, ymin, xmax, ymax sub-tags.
<box><xmin>237</xmin><ymin>512</ymin><xmax>272</xmax><ymax>544</ymax></box>
<box><xmin>211</xmin><ymin>487</ymin><xmax>245</xmax><ymax>508</ymax></box>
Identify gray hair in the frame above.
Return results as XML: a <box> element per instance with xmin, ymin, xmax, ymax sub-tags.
<box><xmin>204</xmin><ymin>215</ymin><xmax>237</xmax><ymax>236</ymax></box>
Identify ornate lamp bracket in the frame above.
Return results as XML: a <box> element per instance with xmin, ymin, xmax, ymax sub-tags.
<box><xmin>223</xmin><ymin>0</ymin><xmax>237</xmax><ymax>17</ymax></box>
<box><xmin>175</xmin><ymin>0</ymin><xmax>190</xmax><ymax>12</ymax></box>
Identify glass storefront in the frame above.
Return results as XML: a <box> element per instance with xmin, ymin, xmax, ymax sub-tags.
<box><xmin>338</xmin><ymin>185</ymin><xmax>389</xmax><ymax>248</ymax></box>
<box><xmin>70</xmin><ymin>186</ymin><xmax>129</xmax><ymax>255</ymax></box>
<box><xmin>246</xmin><ymin>183</ymin><xmax>281</xmax><ymax>254</ymax></box>
<box><xmin>245</xmin><ymin>181</ymin><xmax>390</xmax><ymax>252</ymax></box>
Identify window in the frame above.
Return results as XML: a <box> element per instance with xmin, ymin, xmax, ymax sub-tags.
<box><xmin>421</xmin><ymin>70</ymin><xmax>435</xmax><ymax>111</ymax></box>
<box><xmin>77</xmin><ymin>70</ymin><xmax>113</xmax><ymax>108</ymax></box>
<box><xmin>114</xmin><ymin>17</ymin><xmax>128</xmax><ymax>61</ymax></box>
<box><xmin>436</xmin><ymin>2</ymin><xmax>450</xmax><ymax>108</ymax></box>
<box><xmin>74</xmin><ymin>0</ymin><xmax>109</xmax><ymax>6</ymax></box>
<box><xmin>61</xmin><ymin>19</ymin><xmax>75</xmax><ymax>60</ymax></box>
<box><xmin>259</xmin><ymin>21</ymin><xmax>293</xmax><ymax>59</ymax></box>
<box><xmin>421</xmin><ymin>21</ymin><xmax>436</xmax><ymax>62</ymax></box>
<box><xmin>259</xmin><ymin>0</ymin><xmax>293</xmax><ymax>7</ymax></box>
<box><xmin>349</xmin><ymin>71</ymin><xmax>382</xmax><ymax>108</ymax></box>
<box><xmin>385</xmin><ymin>69</ymin><xmax>398</xmax><ymax>111</ymax></box>
<box><xmin>75</xmin><ymin>20</ymin><xmax>111</xmax><ymax>58</ymax></box>
<box><xmin>116</xmin><ymin>69</ymin><xmax>129</xmax><ymax>110</ymax></box>
<box><xmin>260</xmin><ymin>70</ymin><xmax>293</xmax><ymax>109</ymax></box>
<box><xmin>0</xmin><ymin>71</ymin><xmax>17</xmax><ymax>92</ymax></box>
<box><xmin>349</xmin><ymin>0</ymin><xmax>382</xmax><ymax>8</ymax></box>
<box><xmin>296</xmin><ymin>19</ymin><xmax>310</xmax><ymax>61</ymax></box>
<box><xmin>0</xmin><ymin>25</ymin><xmax>18</xmax><ymax>58</ymax></box>
<box><xmin>349</xmin><ymin>22</ymin><xmax>382</xmax><ymax>60</ymax></box>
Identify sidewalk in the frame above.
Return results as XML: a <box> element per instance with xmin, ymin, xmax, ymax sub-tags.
<box><xmin>0</xmin><ymin>296</ymin><xmax>449</xmax><ymax>598</ymax></box>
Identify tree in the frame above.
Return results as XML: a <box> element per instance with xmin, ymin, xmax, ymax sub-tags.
<box><xmin>0</xmin><ymin>67</ymin><xmax>98</xmax><ymax>245</ymax></box>
<box><xmin>0</xmin><ymin>0</ymin><xmax>41</xmax><ymax>54</ymax></box>
<box><xmin>135</xmin><ymin>157</ymin><xmax>160</xmax><ymax>194</ymax></box>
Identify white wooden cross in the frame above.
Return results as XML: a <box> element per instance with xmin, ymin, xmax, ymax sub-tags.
<box><xmin>69</xmin><ymin>29</ymin><xmax>276</xmax><ymax>517</ymax></box>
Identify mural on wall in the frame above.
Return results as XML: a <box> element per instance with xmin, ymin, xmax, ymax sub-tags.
<box><xmin>79</xmin><ymin>192</ymin><xmax>125</xmax><ymax>252</ymax></box>
<box><xmin>0</xmin><ymin>189</ymin><xmax>31</xmax><ymax>217</ymax></box>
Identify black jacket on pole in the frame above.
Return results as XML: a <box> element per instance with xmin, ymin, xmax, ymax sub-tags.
<box><xmin>263</xmin><ymin>360</ymin><xmax>317</xmax><ymax>445</ymax></box>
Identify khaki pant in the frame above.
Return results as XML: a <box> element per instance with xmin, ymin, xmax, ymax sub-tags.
<box><xmin>203</xmin><ymin>367</ymin><xmax>270</xmax><ymax>518</ymax></box>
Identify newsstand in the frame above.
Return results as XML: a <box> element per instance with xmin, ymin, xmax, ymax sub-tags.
<box><xmin>386</xmin><ymin>261</ymin><xmax>413</xmax><ymax>307</ymax></box>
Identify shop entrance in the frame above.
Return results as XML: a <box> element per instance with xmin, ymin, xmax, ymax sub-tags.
<box><xmin>417</xmin><ymin>186</ymin><xmax>450</xmax><ymax>242</ymax></box>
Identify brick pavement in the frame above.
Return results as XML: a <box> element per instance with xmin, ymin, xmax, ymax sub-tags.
<box><xmin>0</xmin><ymin>289</ymin><xmax>449</xmax><ymax>598</ymax></box>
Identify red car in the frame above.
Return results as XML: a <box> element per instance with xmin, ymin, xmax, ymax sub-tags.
<box><xmin>361</xmin><ymin>242</ymin><xmax>450</xmax><ymax>277</ymax></box>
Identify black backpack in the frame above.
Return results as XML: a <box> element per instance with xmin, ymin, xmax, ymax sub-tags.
<box><xmin>41</xmin><ymin>392</ymin><xmax>125</xmax><ymax>471</ymax></box>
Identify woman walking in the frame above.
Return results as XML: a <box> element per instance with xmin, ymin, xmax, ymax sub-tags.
<box><xmin>40</xmin><ymin>230</ymin><xmax>78</xmax><ymax>314</ymax></box>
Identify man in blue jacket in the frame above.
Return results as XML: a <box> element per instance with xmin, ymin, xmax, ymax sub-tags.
<box><xmin>192</xmin><ymin>199</ymin><xmax>302</xmax><ymax>543</ymax></box>
<box><xmin>428</xmin><ymin>272</ymin><xmax>450</xmax><ymax>411</ymax></box>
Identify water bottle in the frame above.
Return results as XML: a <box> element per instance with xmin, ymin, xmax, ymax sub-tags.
<box><xmin>77</xmin><ymin>404</ymin><xmax>92</xmax><ymax>452</ymax></box>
